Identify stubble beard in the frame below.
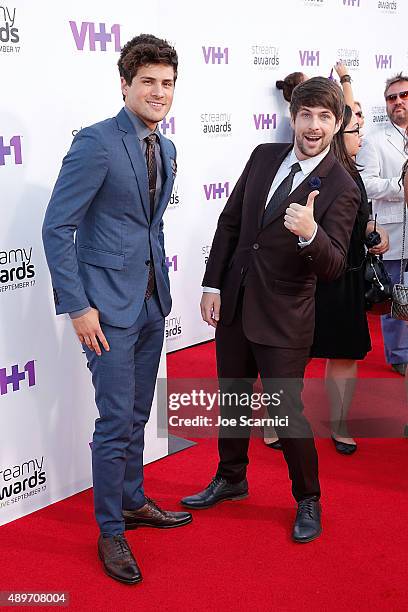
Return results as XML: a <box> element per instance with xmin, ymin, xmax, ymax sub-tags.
<box><xmin>296</xmin><ymin>134</ymin><xmax>328</xmax><ymax>159</ymax></box>
<box><xmin>389</xmin><ymin>107</ymin><xmax>408</xmax><ymax>129</ymax></box>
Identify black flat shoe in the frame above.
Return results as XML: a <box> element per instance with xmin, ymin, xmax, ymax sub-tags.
<box><xmin>180</xmin><ymin>476</ymin><xmax>248</xmax><ymax>509</ymax></box>
<box><xmin>264</xmin><ymin>439</ymin><xmax>283</xmax><ymax>451</ymax></box>
<box><xmin>292</xmin><ymin>497</ymin><xmax>322</xmax><ymax>543</ymax></box>
<box><xmin>331</xmin><ymin>435</ymin><xmax>357</xmax><ymax>455</ymax></box>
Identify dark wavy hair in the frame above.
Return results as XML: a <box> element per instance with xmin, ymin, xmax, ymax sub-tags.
<box><xmin>290</xmin><ymin>76</ymin><xmax>345</xmax><ymax>123</ymax></box>
<box><xmin>276</xmin><ymin>72</ymin><xmax>306</xmax><ymax>103</ymax></box>
<box><xmin>331</xmin><ymin>105</ymin><xmax>359</xmax><ymax>178</ymax></box>
<box><xmin>118</xmin><ymin>34</ymin><xmax>178</xmax><ymax>97</ymax></box>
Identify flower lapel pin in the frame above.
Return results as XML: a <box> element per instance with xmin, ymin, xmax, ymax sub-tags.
<box><xmin>308</xmin><ymin>176</ymin><xmax>321</xmax><ymax>190</ymax></box>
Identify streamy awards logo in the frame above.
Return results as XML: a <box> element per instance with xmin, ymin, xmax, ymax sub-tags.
<box><xmin>377</xmin><ymin>0</ymin><xmax>397</xmax><ymax>14</ymax></box>
<box><xmin>300</xmin><ymin>0</ymin><xmax>325</xmax><ymax>7</ymax></box>
<box><xmin>0</xmin><ymin>5</ymin><xmax>19</xmax><ymax>54</ymax></box>
<box><xmin>336</xmin><ymin>48</ymin><xmax>360</xmax><ymax>71</ymax></box>
<box><xmin>168</xmin><ymin>183</ymin><xmax>181</xmax><ymax>210</ymax></box>
<box><xmin>371</xmin><ymin>105</ymin><xmax>388</xmax><ymax>124</ymax></box>
<box><xmin>0</xmin><ymin>456</ymin><xmax>46</xmax><ymax>510</ymax></box>
<box><xmin>0</xmin><ymin>247</ymin><xmax>36</xmax><ymax>294</ymax></box>
<box><xmin>202</xmin><ymin>245</ymin><xmax>211</xmax><ymax>265</ymax></box>
<box><xmin>201</xmin><ymin>112</ymin><xmax>232</xmax><ymax>137</ymax></box>
<box><xmin>251</xmin><ymin>44</ymin><xmax>279</xmax><ymax>70</ymax></box>
<box><xmin>166</xmin><ymin>315</ymin><xmax>182</xmax><ymax>340</ymax></box>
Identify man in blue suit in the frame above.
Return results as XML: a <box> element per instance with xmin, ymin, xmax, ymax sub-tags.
<box><xmin>42</xmin><ymin>34</ymin><xmax>191</xmax><ymax>585</ymax></box>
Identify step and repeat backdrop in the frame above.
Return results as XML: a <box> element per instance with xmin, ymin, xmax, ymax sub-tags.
<box><xmin>1</xmin><ymin>0</ymin><xmax>407</xmax><ymax>524</ymax></box>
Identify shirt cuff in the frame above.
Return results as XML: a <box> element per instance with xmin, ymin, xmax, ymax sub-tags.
<box><xmin>69</xmin><ymin>307</ymin><xmax>91</xmax><ymax>319</ymax></box>
<box><xmin>202</xmin><ymin>286</ymin><xmax>220</xmax><ymax>294</ymax></box>
<box><xmin>298</xmin><ymin>223</ymin><xmax>318</xmax><ymax>247</ymax></box>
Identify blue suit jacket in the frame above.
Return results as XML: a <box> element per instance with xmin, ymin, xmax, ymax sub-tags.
<box><xmin>42</xmin><ymin>108</ymin><xmax>175</xmax><ymax>327</ymax></box>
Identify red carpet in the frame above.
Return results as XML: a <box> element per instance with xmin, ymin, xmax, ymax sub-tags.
<box><xmin>1</xmin><ymin>316</ymin><xmax>407</xmax><ymax>611</ymax></box>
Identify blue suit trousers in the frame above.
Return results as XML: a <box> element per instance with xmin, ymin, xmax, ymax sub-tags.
<box><xmin>381</xmin><ymin>259</ymin><xmax>408</xmax><ymax>365</ymax></box>
<box><xmin>84</xmin><ymin>292</ymin><xmax>164</xmax><ymax>536</ymax></box>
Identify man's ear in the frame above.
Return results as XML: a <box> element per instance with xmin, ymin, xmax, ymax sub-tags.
<box><xmin>120</xmin><ymin>76</ymin><xmax>128</xmax><ymax>99</ymax></box>
<box><xmin>290</xmin><ymin>113</ymin><xmax>295</xmax><ymax>130</ymax></box>
<box><xmin>333</xmin><ymin>119</ymin><xmax>342</xmax><ymax>135</ymax></box>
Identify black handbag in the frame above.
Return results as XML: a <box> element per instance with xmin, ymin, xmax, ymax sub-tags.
<box><xmin>391</xmin><ymin>200</ymin><xmax>408</xmax><ymax>321</ymax></box>
<box><xmin>364</xmin><ymin>252</ymin><xmax>393</xmax><ymax>315</ymax></box>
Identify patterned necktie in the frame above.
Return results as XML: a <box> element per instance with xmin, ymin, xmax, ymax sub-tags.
<box><xmin>262</xmin><ymin>162</ymin><xmax>302</xmax><ymax>227</ymax></box>
<box><xmin>144</xmin><ymin>134</ymin><xmax>157</xmax><ymax>300</ymax></box>
<box><xmin>145</xmin><ymin>134</ymin><xmax>157</xmax><ymax>219</ymax></box>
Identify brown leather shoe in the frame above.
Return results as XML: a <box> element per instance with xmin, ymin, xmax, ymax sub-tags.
<box><xmin>98</xmin><ymin>534</ymin><xmax>142</xmax><ymax>584</ymax></box>
<box><xmin>123</xmin><ymin>497</ymin><xmax>192</xmax><ymax>530</ymax></box>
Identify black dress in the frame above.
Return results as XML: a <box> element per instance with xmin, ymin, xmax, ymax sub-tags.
<box><xmin>310</xmin><ymin>173</ymin><xmax>371</xmax><ymax>360</ymax></box>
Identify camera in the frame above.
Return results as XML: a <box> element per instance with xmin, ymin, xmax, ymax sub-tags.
<box><xmin>365</xmin><ymin>230</ymin><xmax>381</xmax><ymax>249</ymax></box>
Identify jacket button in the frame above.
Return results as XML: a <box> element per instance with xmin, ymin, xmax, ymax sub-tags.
<box><xmin>145</xmin><ymin>259</ymin><xmax>151</xmax><ymax>266</ymax></box>
<box><xmin>252</xmin><ymin>243</ymin><xmax>259</xmax><ymax>250</ymax></box>
<box><xmin>307</xmin><ymin>256</ymin><xmax>313</xmax><ymax>261</ymax></box>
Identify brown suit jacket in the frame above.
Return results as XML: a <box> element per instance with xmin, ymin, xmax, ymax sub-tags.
<box><xmin>203</xmin><ymin>144</ymin><xmax>361</xmax><ymax>349</ymax></box>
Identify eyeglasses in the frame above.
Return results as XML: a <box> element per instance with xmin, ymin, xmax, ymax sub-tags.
<box><xmin>385</xmin><ymin>90</ymin><xmax>408</xmax><ymax>103</ymax></box>
<box><xmin>355</xmin><ymin>111</ymin><xmax>364</xmax><ymax>118</ymax></box>
<box><xmin>343</xmin><ymin>126</ymin><xmax>360</xmax><ymax>135</ymax></box>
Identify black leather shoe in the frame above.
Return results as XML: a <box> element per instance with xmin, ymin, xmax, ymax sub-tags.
<box><xmin>331</xmin><ymin>435</ymin><xmax>357</xmax><ymax>455</ymax></box>
<box><xmin>292</xmin><ymin>497</ymin><xmax>322</xmax><ymax>543</ymax></box>
<box><xmin>180</xmin><ymin>476</ymin><xmax>248</xmax><ymax>509</ymax></box>
<box><xmin>264</xmin><ymin>439</ymin><xmax>283</xmax><ymax>451</ymax></box>
<box><xmin>123</xmin><ymin>497</ymin><xmax>192</xmax><ymax>530</ymax></box>
<box><xmin>98</xmin><ymin>534</ymin><xmax>142</xmax><ymax>584</ymax></box>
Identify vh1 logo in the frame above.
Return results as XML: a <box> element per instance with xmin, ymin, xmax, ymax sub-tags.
<box><xmin>202</xmin><ymin>46</ymin><xmax>229</xmax><ymax>65</ymax></box>
<box><xmin>204</xmin><ymin>182</ymin><xmax>230</xmax><ymax>200</ymax></box>
<box><xmin>375</xmin><ymin>54</ymin><xmax>392</xmax><ymax>69</ymax></box>
<box><xmin>165</xmin><ymin>255</ymin><xmax>178</xmax><ymax>272</ymax></box>
<box><xmin>0</xmin><ymin>136</ymin><xmax>22</xmax><ymax>166</ymax></box>
<box><xmin>0</xmin><ymin>360</ymin><xmax>36</xmax><ymax>395</ymax></box>
<box><xmin>69</xmin><ymin>21</ymin><xmax>121</xmax><ymax>51</ymax></box>
<box><xmin>299</xmin><ymin>50</ymin><xmax>320</xmax><ymax>67</ymax></box>
<box><xmin>160</xmin><ymin>116</ymin><xmax>175</xmax><ymax>135</ymax></box>
<box><xmin>254</xmin><ymin>114</ymin><xmax>277</xmax><ymax>130</ymax></box>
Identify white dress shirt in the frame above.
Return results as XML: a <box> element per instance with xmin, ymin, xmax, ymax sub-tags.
<box><xmin>204</xmin><ymin>145</ymin><xmax>330</xmax><ymax>293</ymax></box>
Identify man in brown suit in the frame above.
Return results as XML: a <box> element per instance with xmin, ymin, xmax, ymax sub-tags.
<box><xmin>181</xmin><ymin>78</ymin><xmax>360</xmax><ymax>542</ymax></box>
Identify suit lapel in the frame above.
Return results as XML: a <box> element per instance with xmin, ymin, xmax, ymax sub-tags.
<box><xmin>116</xmin><ymin>109</ymin><xmax>150</xmax><ymax>222</ymax></box>
<box><xmin>385</xmin><ymin>122</ymin><xmax>406</xmax><ymax>159</ymax></box>
<box><xmin>257</xmin><ymin>145</ymin><xmax>292</xmax><ymax>228</ymax></box>
<box><xmin>261</xmin><ymin>149</ymin><xmax>336</xmax><ymax>228</ymax></box>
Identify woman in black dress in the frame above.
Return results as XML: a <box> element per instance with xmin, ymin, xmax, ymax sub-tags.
<box><xmin>310</xmin><ymin>106</ymin><xmax>389</xmax><ymax>454</ymax></box>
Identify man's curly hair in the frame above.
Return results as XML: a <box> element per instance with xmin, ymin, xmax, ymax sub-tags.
<box><xmin>118</xmin><ymin>34</ymin><xmax>178</xmax><ymax>86</ymax></box>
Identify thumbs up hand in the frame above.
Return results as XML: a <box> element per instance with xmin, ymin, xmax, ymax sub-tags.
<box><xmin>284</xmin><ymin>190</ymin><xmax>319</xmax><ymax>240</ymax></box>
